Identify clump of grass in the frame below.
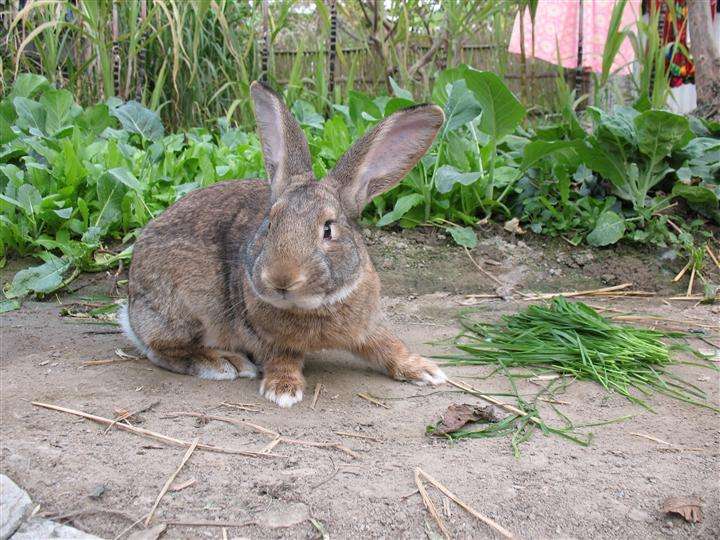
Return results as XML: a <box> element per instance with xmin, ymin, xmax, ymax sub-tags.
<box><xmin>445</xmin><ymin>297</ymin><xmax>719</xmax><ymax>412</ymax></box>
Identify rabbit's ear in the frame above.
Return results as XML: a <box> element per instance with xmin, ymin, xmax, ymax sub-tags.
<box><xmin>328</xmin><ymin>104</ymin><xmax>444</xmax><ymax>218</ymax></box>
<box><xmin>250</xmin><ymin>81</ymin><xmax>313</xmax><ymax>198</ymax></box>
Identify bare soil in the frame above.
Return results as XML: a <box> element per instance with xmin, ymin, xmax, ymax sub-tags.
<box><xmin>1</xmin><ymin>228</ymin><xmax>719</xmax><ymax>539</ymax></box>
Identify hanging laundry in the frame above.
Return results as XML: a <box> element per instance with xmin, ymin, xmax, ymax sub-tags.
<box><xmin>647</xmin><ymin>0</ymin><xmax>719</xmax><ymax>113</ymax></box>
<box><xmin>508</xmin><ymin>0</ymin><xmax>642</xmax><ymax>74</ymax></box>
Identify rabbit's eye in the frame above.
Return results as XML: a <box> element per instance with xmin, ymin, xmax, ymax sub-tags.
<box><xmin>323</xmin><ymin>220</ymin><xmax>334</xmax><ymax>240</ymax></box>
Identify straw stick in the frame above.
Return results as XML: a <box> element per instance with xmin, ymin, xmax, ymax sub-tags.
<box><xmin>464</xmin><ymin>247</ymin><xmax>503</xmax><ymax>286</ymax></box>
<box><xmin>219</xmin><ymin>401</ymin><xmax>262</xmax><ymax>413</ymax></box>
<box><xmin>311</xmin><ymin>383</ymin><xmax>322</xmax><ymax>410</ymax></box>
<box><xmin>630</xmin><ymin>432</ymin><xmax>673</xmax><ymax>446</ymax></box>
<box><xmin>260</xmin><ymin>437</ymin><xmax>281</xmax><ymax>454</ymax></box>
<box><xmin>357</xmin><ymin>393</ymin><xmax>390</xmax><ymax>409</ymax></box>
<box><xmin>145</xmin><ymin>438</ymin><xmax>198</xmax><ymax>526</ymax></box>
<box><xmin>706</xmin><ymin>245</ymin><xmax>720</xmax><ymax>271</ymax></box>
<box><xmin>32</xmin><ymin>402</ymin><xmax>275</xmax><ymax>458</ymax></box>
<box><xmin>520</xmin><ymin>283</ymin><xmax>636</xmax><ymax>300</ymax></box>
<box><xmin>82</xmin><ymin>358</ymin><xmax>135</xmax><ymax>367</ymax></box>
<box><xmin>687</xmin><ymin>265</ymin><xmax>696</xmax><ymax>296</ymax></box>
<box><xmin>166</xmin><ymin>520</ymin><xmax>253</xmax><ymax>528</ymax></box>
<box><xmin>611</xmin><ymin>314</ymin><xmax>719</xmax><ymax>331</ymax></box>
<box><xmin>163</xmin><ymin>412</ymin><xmax>279</xmax><ymax>436</ymax></box>
<box><xmin>414</xmin><ymin>468</ymin><xmax>450</xmax><ymax>539</ymax></box>
<box><xmin>416</xmin><ymin>467</ymin><xmax>515</xmax><ymax>539</ymax></box>
<box><xmin>112</xmin><ymin>512</ymin><xmax>150</xmax><ymax>540</ymax></box>
<box><xmin>673</xmin><ymin>261</ymin><xmax>691</xmax><ymax>282</ymax></box>
<box><xmin>164</xmin><ymin>411</ymin><xmax>358</xmax><ymax>458</ymax></box>
<box><xmin>335</xmin><ymin>431</ymin><xmax>382</xmax><ymax>442</ymax></box>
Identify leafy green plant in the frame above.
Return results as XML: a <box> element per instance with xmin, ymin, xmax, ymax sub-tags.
<box><xmin>2</xmin><ymin>69</ymin><xmax>717</xmax><ymax>303</ymax></box>
<box><xmin>578</xmin><ymin>107</ymin><xmax>690</xmax><ymax>210</ymax></box>
<box><xmin>1</xmin><ymin>74</ymin><xmax>265</xmax><ymax>299</ymax></box>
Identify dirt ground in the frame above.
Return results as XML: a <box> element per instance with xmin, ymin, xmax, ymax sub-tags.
<box><xmin>1</xmin><ymin>227</ymin><xmax>719</xmax><ymax>539</ymax></box>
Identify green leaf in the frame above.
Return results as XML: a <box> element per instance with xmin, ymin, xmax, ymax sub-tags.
<box><xmin>376</xmin><ymin>193</ymin><xmax>424</xmax><ymax>227</ymax></box>
<box><xmin>389</xmin><ymin>76</ymin><xmax>413</xmax><ymax>100</ymax></box>
<box><xmin>10</xmin><ymin>73</ymin><xmax>50</xmax><ymax>99</ymax></box>
<box><xmin>6</xmin><ymin>253</ymin><xmax>73</xmax><ymax>298</ymax></box>
<box><xmin>106</xmin><ymin>167</ymin><xmax>142</xmax><ymax>191</ymax></box>
<box><xmin>111</xmin><ymin>101</ymin><xmax>165</xmax><ymax>141</ymax></box>
<box><xmin>60</xmin><ymin>138</ymin><xmax>86</xmax><ymax>184</ymax></box>
<box><xmin>586</xmin><ymin>211</ymin><xmax>626</xmax><ymax>247</ymax></box>
<box><xmin>676</xmin><ymin>137</ymin><xmax>720</xmax><ymax>182</ymax></box>
<box><xmin>464</xmin><ymin>69</ymin><xmax>526</xmax><ymax>140</ymax></box>
<box><xmin>0</xmin><ymin>299</ymin><xmax>21</xmax><ymax>313</ymax></box>
<box><xmin>441</xmin><ymin>79</ymin><xmax>482</xmax><ymax>135</ymax></box>
<box><xmin>81</xmin><ymin>226</ymin><xmax>103</xmax><ymax>246</ymax></box>
<box><xmin>76</xmin><ymin>103</ymin><xmax>115</xmax><ymax>137</ymax></box>
<box><xmin>449</xmin><ymin>226</ymin><xmax>478</xmax><ymax>248</ymax></box>
<box><xmin>95</xmin><ymin>172</ymin><xmax>127</xmax><ymax>228</ymax></box>
<box><xmin>672</xmin><ymin>183</ymin><xmax>720</xmax><ymax>223</ymax></box>
<box><xmin>40</xmin><ymin>88</ymin><xmax>82</xmax><ymax>136</ymax></box>
<box><xmin>291</xmin><ymin>100</ymin><xmax>324</xmax><ymax>130</ymax></box>
<box><xmin>348</xmin><ymin>91</ymin><xmax>381</xmax><ymax>127</ymax></box>
<box><xmin>54</xmin><ymin>207</ymin><xmax>73</xmax><ymax>219</ymax></box>
<box><xmin>17</xmin><ymin>184</ymin><xmax>42</xmax><ymax>217</ymax></box>
<box><xmin>13</xmin><ymin>96</ymin><xmax>46</xmax><ymax>134</ymax></box>
<box><xmin>521</xmin><ymin>140</ymin><xmax>580</xmax><ymax>170</ymax></box>
<box><xmin>431</xmin><ymin>66</ymin><xmax>468</xmax><ymax>106</ymax></box>
<box><xmin>383</xmin><ymin>97</ymin><xmax>416</xmax><ymax>117</ymax></box>
<box><xmin>591</xmin><ymin>106</ymin><xmax>637</xmax><ymax>145</ymax></box>
<box><xmin>634</xmin><ymin>110</ymin><xmax>689</xmax><ymax>165</ymax></box>
<box><xmin>577</xmin><ymin>139</ymin><xmax>628</xmax><ymax>193</ymax></box>
<box><xmin>435</xmin><ymin>165</ymin><xmax>482</xmax><ymax>193</ymax></box>
<box><xmin>0</xmin><ymin>101</ymin><xmax>17</xmax><ymax>144</ymax></box>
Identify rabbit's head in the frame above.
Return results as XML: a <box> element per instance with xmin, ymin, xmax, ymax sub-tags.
<box><xmin>245</xmin><ymin>81</ymin><xmax>444</xmax><ymax>310</ymax></box>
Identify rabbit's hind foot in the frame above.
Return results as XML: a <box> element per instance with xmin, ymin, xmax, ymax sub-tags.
<box><xmin>146</xmin><ymin>347</ymin><xmax>242</xmax><ymax>380</ymax></box>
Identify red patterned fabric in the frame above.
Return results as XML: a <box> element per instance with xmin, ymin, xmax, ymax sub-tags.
<box><xmin>653</xmin><ymin>0</ymin><xmax>717</xmax><ymax>87</ymax></box>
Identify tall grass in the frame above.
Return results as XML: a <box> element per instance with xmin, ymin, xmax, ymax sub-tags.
<box><xmin>2</xmin><ymin>1</ymin><xmax>532</xmax><ymax>128</ymax></box>
<box><xmin>3</xmin><ymin>0</ymin><xmax>266</xmax><ymax>127</ymax></box>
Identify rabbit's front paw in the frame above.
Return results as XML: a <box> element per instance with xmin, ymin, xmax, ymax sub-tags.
<box><xmin>398</xmin><ymin>355</ymin><xmax>448</xmax><ymax>386</ymax></box>
<box><xmin>260</xmin><ymin>375</ymin><xmax>305</xmax><ymax>408</ymax></box>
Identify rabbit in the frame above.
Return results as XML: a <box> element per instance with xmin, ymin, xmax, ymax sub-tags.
<box><xmin>118</xmin><ymin>81</ymin><xmax>447</xmax><ymax>407</ymax></box>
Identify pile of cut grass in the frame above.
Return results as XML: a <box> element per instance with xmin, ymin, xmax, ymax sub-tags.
<box><xmin>445</xmin><ymin>297</ymin><xmax>719</xmax><ymax>412</ymax></box>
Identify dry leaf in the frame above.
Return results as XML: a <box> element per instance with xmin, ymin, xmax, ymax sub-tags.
<box><xmin>662</xmin><ymin>496</ymin><xmax>703</xmax><ymax>523</ymax></box>
<box><xmin>503</xmin><ymin>218</ymin><xmax>524</xmax><ymax>235</ymax></box>
<box><xmin>432</xmin><ymin>403</ymin><xmax>503</xmax><ymax>435</ymax></box>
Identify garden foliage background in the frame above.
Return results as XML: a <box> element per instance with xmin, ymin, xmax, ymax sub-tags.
<box><xmin>0</xmin><ymin>0</ymin><xmax>718</xmax><ymax>304</ymax></box>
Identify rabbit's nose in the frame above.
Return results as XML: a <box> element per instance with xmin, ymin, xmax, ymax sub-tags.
<box><xmin>261</xmin><ymin>269</ymin><xmax>307</xmax><ymax>292</ymax></box>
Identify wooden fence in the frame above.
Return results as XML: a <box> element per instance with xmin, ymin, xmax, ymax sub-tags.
<box><xmin>272</xmin><ymin>42</ymin><xmax>574</xmax><ymax>109</ymax></box>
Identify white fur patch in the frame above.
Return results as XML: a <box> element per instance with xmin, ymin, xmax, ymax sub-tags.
<box><xmin>215</xmin><ymin>351</ymin><xmax>258</xmax><ymax>379</ymax></box>
<box><xmin>260</xmin><ymin>384</ymin><xmax>303</xmax><ymax>408</ymax></box>
<box><xmin>411</xmin><ymin>367</ymin><xmax>448</xmax><ymax>387</ymax></box>
<box><xmin>195</xmin><ymin>359</ymin><xmax>239</xmax><ymax>380</ymax></box>
<box><xmin>235</xmin><ymin>359</ymin><xmax>259</xmax><ymax>379</ymax></box>
<box><xmin>117</xmin><ymin>304</ymin><xmax>150</xmax><ymax>356</ymax></box>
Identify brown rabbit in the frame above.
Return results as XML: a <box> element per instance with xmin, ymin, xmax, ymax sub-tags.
<box><xmin>119</xmin><ymin>81</ymin><xmax>447</xmax><ymax>407</ymax></box>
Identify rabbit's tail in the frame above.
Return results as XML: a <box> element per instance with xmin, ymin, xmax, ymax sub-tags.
<box><xmin>117</xmin><ymin>303</ymin><xmax>150</xmax><ymax>356</ymax></box>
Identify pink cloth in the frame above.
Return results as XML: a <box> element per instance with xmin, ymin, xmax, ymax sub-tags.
<box><xmin>508</xmin><ymin>0</ymin><xmax>640</xmax><ymax>74</ymax></box>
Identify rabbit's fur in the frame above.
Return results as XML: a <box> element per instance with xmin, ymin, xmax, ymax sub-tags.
<box><xmin>121</xmin><ymin>81</ymin><xmax>447</xmax><ymax>407</ymax></box>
